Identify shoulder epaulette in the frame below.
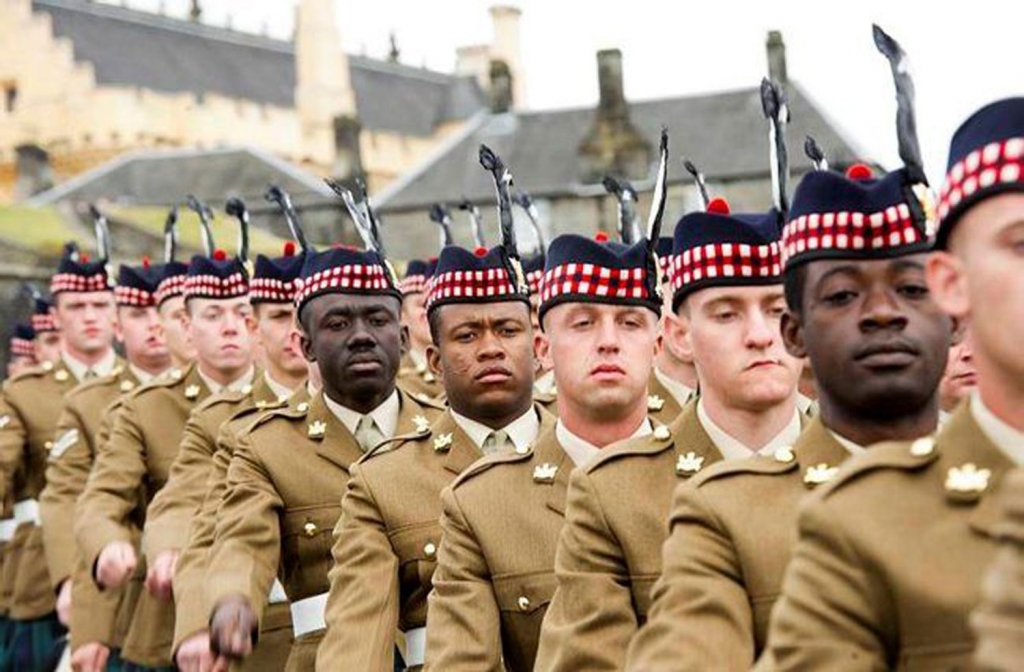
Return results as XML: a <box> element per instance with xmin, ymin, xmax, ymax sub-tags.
<box><xmin>360</xmin><ymin>425</ymin><xmax>433</xmax><ymax>463</ymax></box>
<box><xmin>691</xmin><ymin>453</ymin><xmax>796</xmax><ymax>489</ymax></box>
<box><xmin>584</xmin><ymin>421</ymin><xmax>674</xmax><ymax>475</ymax></box>
<box><xmin>194</xmin><ymin>388</ymin><xmax>248</xmax><ymax>413</ymax></box>
<box><xmin>815</xmin><ymin>436</ymin><xmax>939</xmax><ymax>501</ymax></box>
<box><xmin>452</xmin><ymin>449</ymin><xmax>532</xmax><ymax>489</ymax></box>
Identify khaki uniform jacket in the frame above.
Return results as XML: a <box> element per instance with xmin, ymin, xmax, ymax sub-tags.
<box><xmin>0</xmin><ymin>359</ymin><xmax>86</xmax><ymax>620</ymax></box>
<box><xmin>206</xmin><ymin>389</ymin><xmax>443</xmax><ymax>672</ymax></box>
<box><xmin>765</xmin><ymin>404</ymin><xmax>1012</xmax><ymax>670</ymax></box>
<box><xmin>625</xmin><ymin>416</ymin><xmax>848</xmax><ymax>670</ymax></box>
<box><xmin>397</xmin><ymin>354</ymin><xmax>445</xmax><ymax>403</ymax></box>
<box><xmin>534</xmin><ymin>402</ymin><xmax>725</xmax><ymax>672</ymax></box>
<box><xmin>974</xmin><ymin>467</ymin><xmax>1024</xmax><ymax>671</ymax></box>
<box><xmin>318</xmin><ymin>405</ymin><xmax>554</xmax><ymax>671</ymax></box>
<box><xmin>423</xmin><ymin>417</ymin><xmax>566</xmax><ymax>672</ymax></box>
<box><xmin>75</xmin><ymin>362</ymin><xmax>212</xmax><ymax>667</ymax></box>
<box><xmin>142</xmin><ymin>371</ymin><xmax>277</xmax><ymax>560</ymax></box>
<box><xmin>40</xmin><ymin>366</ymin><xmax>142</xmax><ymax>587</ymax></box>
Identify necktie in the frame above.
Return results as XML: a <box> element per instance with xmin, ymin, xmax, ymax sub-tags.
<box><xmin>83</xmin><ymin>368</ymin><xmax>97</xmax><ymax>380</ymax></box>
<box><xmin>355</xmin><ymin>415</ymin><xmax>385</xmax><ymax>453</ymax></box>
<box><xmin>482</xmin><ymin>429</ymin><xmax>513</xmax><ymax>455</ymax></box>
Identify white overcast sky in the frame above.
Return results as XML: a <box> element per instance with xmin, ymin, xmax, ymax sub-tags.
<box><xmin>123</xmin><ymin>0</ymin><xmax>1022</xmax><ymax>185</ymax></box>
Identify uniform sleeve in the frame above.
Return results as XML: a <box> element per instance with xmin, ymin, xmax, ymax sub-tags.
<box><xmin>40</xmin><ymin>400</ymin><xmax>92</xmax><ymax>587</ymax></box>
<box><xmin>423</xmin><ymin>485</ymin><xmax>503</xmax><ymax>672</ymax></box>
<box><xmin>0</xmin><ymin>389</ymin><xmax>28</xmax><ymax>513</ymax></box>
<box><xmin>972</xmin><ymin>468</ymin><xmax>1024</xmax><ymax>672</ymax></box>
<box><xmin>534</xmin><ymin>468</ymin><xmax>637</xmax><ymax>672</ymax></box>
<box><xmin>764</xmin><ymin>495</ymin><xmax>892</xmax><ymax>671</ymax></box>
<box><xmin>172</xmin><ymin>423</ymin><xmax>237</xmax><ymax>650</ymax></box>
<box><xmin>625</xmin><ymin>480</ymin><xmax>755</xmax><ymax>670</ymax></box>
<box><xmin>316</xmin><ymin>461</ymin><xmax>400</xmax><ymax>672</ymax></box>
<box><xmin>143</xmin><ymin>408</ymin><xmax>217</xmax><ymax>559</ymax></box>
<box><xmin>74</xmin><ymin>398</ymin><xmax>147</xmax><ymax>575</ymax></box>
<box><xmin>69</xmin><ymin>545</ymin><xmax>130</xmax><ymax>651</ymax></box>
<box><xmin>204</xmin><ymin>433</ymin><xmax>282</xmax><ymax>626</ymax></box>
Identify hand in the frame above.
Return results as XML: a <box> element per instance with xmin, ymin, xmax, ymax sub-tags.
<box><xmin>145</xmin><ymin>549</ymin><xmax>179</xmax><ymax>602</ymax></box>
<box><xmin>209</xmin><ymin>595</ymin><xmax>256</xmax><ymax>665</ymax></box>
<box><xmin>70</xmin><ymin>642</ymin><xmax>110</xmax><ymax>672</ymax></box>
<box><xmin>175</xmin><ymin>630</ymin><xmax>215</xmax><ymax>672</ymax></box>
<box><xmin>95</xmin><ymin>541</ymin><xmax>136</xmax><ymax>590</ymax></box>
<box><xmin>56</xmin><ymin>579</ymin><xmax>72</xmax><ymax>626</ymax></box>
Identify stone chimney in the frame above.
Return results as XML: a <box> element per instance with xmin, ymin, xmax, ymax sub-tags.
<box><xmin>295</xmin><ymin>0</ymin><xmax>358</xmax><ymax>166</ymax></box>
<box><xmin>15</xmin><ymin>144</ymin><xmax>53</xmax><ymax>199</ymax></box>
<box><xmin>766</xmin><ymin>30</ymin><xmax>787</xmax><ymax>87</ymax></box>
<box><xmin>488</xmin><ymin>60</ymin><xmax>513</xmax><ymax>114</ymax></box>
<box><xmin>489</xmin><ymin>6</ymin><xmax>525</xmax><ymax>109</ymax></box>
<box><xmin>189</xmin><ymin>0</ymin><xmax>201</xmax><ymax>23</ymax></box>
<box><xmin>332</xmin><ymin>115</ymin><xmax>363</xmax><ymax>186</ymax></box>
<box><xmin>577</xmin><ymin>49</ymin><xmax>651</xmax><ymax>183</ymax></box>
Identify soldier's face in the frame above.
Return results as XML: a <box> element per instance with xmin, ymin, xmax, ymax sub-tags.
<box><xmin>158</xmin><ymin>296</ymin><xmax>197</xmax><ymax>365</ymax></box>
<box><xmin>54</xmin><ymin>291</ymin><xmax>116</xmax><ymax>357</ymax></box>
<box><xmin>400</xmin><ymin>291</ymin><xmax>431</xmax><ymax>351</ymax></box>
<box><xmin>299</xmin><ymin>293</ymin><xmax>405</xmax><ymax>400</ymax></box>
<box><xmin>255</xmin><ymin>303</ymin><xmax>306</xmax><ymax>380</ymax></box>
<box><xmin>116</xmin><ymin>305</ymin><xmax>170</xmax><ymax>370</ymax></box>
<box><xmin>928</xmin><ymin>193</ymin><xmax>1024</xmax><ymax>414</ymax></box>
<box><xmin>185</xmin><ymin>296</ymin><xmax>255</xmax><ymax>374</ymax></box>
<box><xmin>428</xmin><ymin>301</ymin><xmax>534</xmax><ymax>422</ymax></box>
<box><xmin>34</xmin><ymin>331</ymin><xmax>62</xmax><ymax>365</ymax></box>
<box><xmin>672</xmin><ymin>285</ymin><xmax>799</xmax><ymax>413</ymax></box>
<box><xmin>538</xmin><ymin>302</ymin><xmax>657</xmax><ymax>420</ymax></box>
<box><xmin>938</xmin><ymin>325</ymin><xmax>977</xmax><ymax>412</ymax></box>
<box><xmin>783</xmin><ymin>255</ymin><xmax>950</xmax><ymax>420</ymax></box>
<box><xmin>7</xmin><ymin>355</ymin><xmax>35</xmax><ymax>378</ymax></box>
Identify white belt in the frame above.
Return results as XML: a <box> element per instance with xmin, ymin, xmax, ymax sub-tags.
<box><xmin>403</xmin><ymin>627</ymin><xmax>426</xmax><ymax>667</ymax></box>
<box><xmin>268</xmin><ymin>579</ymin><xmax>288</xmax><ymax>605</ymax></box>
<box><xmin>289</xmin><ymin>592</ymin><xmax>327</xmax><ymax>638</ymax></box>
<box><xmin>14</xmin><ymin>499</ymin><xmax>40</xmax><ymax>527</ymax></box>
<box><xmin>0</xmin><ymin>519</ymin><xmax>16</xmax><ymax>542</ymax></box>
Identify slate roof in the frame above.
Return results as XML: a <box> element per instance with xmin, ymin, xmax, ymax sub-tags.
<box><xmin>377</xmin><ymin>83</ymin><xmax>870</xmax><ymax>211</ymax></box>
<box><xmin>33</xmin><ymin>0</ymin><xmax>486</xmax><ymax>136</ymax></box>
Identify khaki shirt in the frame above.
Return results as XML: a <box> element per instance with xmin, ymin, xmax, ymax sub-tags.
<box><xmin>0</xmin><ymin>359</ymin><xmax>92</xmax><ymax>620</ymax></box>
<box><xmin>75</xmin><ymin>361</ymin><xmax>212</xmax><ymax>667</ymax></box>
<box><xmin>765</xmin><ymin>405</ymin><xmax>1012</xmax><ymax>670</ymax></box>
<box><xmin>625</xmin><ymin>416</ymin><xmax>849</xmax><ymax>669</ymax></box>
<box><xmin>424</xmin><ymin>417</ymin><xmax>566</xmax><ymax>672</ymax></box>
<box><xmin>534</xmin><ymin>402</ymin><xmax>724</xmax><ymax>672</ymax></box>
<box><xmin>205</xmin><ymin>389</ymin><xmax>443</xmax><ymax>671</ymax></box>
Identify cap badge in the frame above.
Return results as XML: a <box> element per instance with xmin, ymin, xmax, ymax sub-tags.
<box><xmin>433</xmin><ymin>433</ymin><xmax>453</xmax><ymax>452</ymax></box>
<box><xmin>412</xmin><ymin>415</ymin><xmax>431</xmax><ymax>434</ymax></box>
<box><xmin>533</xmin><ymin>463</ymin><xmax>558</xmax><ymax>483</ymax></box>
<box><xmin>945</xmin><ymin>463</ymin><xmax>991</xmax><ymax>502</ymax></box>
<box><xmin>308</xmin><ymin>420</ymin><xmax>327</xmax><ymax>439</ymax></box>
<box><xmin>676</xmin><ymin>451</ymin><xmax>705</xmax><ymax>476</ymax></box>
<box><xmin>184</xmin><ymin>384</ymin><xmax>201</xmax><ymax>400</ymax></box>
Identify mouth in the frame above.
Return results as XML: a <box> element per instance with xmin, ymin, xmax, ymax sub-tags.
<box><xmin>745</xmin><ymin>358</ymin><xmax>781</xmax><ymax>371</ymax></box>
<box><xmin>347</xmin><ymin>355</ymin><xmax>382</xmax><ymax>372</ymax></box>
<box><xmin>475</xmin><ymin>366</ymin><xmax>513</xmax><ymax>384</ymax></box>
<box><xmin>855</xmin><ymin>340</ymin><xmax>920</xmax><ymax>368</ymax></box>
<box><xmin>590</xmin><ymin>363</ymin><xmax>627</xmax><ymax>380</ymax></box>
<box><xmin>952</xmin><ymin>371</ymin><xmax>978</xmax><ymax>385</ymax></box>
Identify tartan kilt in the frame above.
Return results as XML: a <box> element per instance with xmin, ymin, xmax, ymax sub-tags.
<box><xmin>8</xmin><ymin>612</ymin><xmax>65</xmax><ymax>672</ymax></box>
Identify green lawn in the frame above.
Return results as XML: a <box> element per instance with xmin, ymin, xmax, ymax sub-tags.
<box><xmin>0</xmin><ymin>207</ymin><xmax>83</xmax><ymax>256</ymax></box>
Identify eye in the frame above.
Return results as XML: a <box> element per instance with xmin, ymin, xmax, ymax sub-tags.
<box><xmin>822</xmin><ymin>289</ymin><xmax>857</xmax><ymax>306</ymax></box>
<box><xmin>454</xmin><ymin>331</ymin><xmax>475</xmax><ymax>343</ymax></box>
<box><xmin>712</xmin><ymin>310</ymin><xmax>736</xmax><ymax>322</ymax></box>
<box><xmin>767</xmin><ymin>305</ymin><xmax>786</xmax><ymax>318</ymax></box>
<box><xmin>897</xmin><ymin>283</ymin><xmax>930</xmax><ymax>299</ymax></box>
<box><xmin>571</xmin><ymin>318</ymin><xmax>592</xmax><ymax>329</ymax></box>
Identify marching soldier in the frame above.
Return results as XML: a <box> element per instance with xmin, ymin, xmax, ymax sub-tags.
<box><xmin>534</xmin><ymin>110</ymin><xmax>804</xmax><ymax>670</ymax></box>
<box><xmin>29</xmin><ymin>293</ymin><xmax>62</xmax><ymax>367</ymax></box>
<box><xmin>650</xmin><ymin>236</ymin><xmax>698</xmax><ymax>410</ymax></box>
<box><xmin>0</xmin><ymin>236</ymin><xmax>119</xmax><ymax>671</ymax></box>
<box><xmin>627</xmin><ymin>30</ymin><xmax>954</xmax><ymax>662</ymax></box>
<box><xmin>75</xmin><ymin>241</ymin><xmax>257</xmax><ymax>670</ymax></box>
<box><xmin>6</xmin><ymin>325</ymin><xmax>37</xmax><ymax>378</ymax></box>
<box><xmin>423</xmin><ymin>141</ymin><xmax>673</xmax><ymax>670</ymax></box>
<box><xmin>204</xmin><ymin>188</ymin><xmax>443</xmax><ymax>671</ymax></box>
<box><xmin>40</xmin><ymin>258</ymin><xmax>174</xmax><ymax>671</ymax></box>
<box><xmin>317</xmin><ymin>148</ymin><xmax>551</xmax><ymax>671</ymax></box>
<box><xmin>765</xmin><ymin>94</ymin><xmax>1024</xmax><ymax>669</ymax></box>
<box><xmin>396</xmin><ymin>259</ymin><xmax>445</xmax><ymax>402</ymax></box>
<box><xmin>165</xmin><ymin>238</ymin><xmax>310</xmax><ymax>672</ymax></box>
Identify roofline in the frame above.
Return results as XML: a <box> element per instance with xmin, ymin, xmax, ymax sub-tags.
<box><xmin>27</xmin><ymin>145</ymin><xmax>330</xmax><ymax>205</ymax></box>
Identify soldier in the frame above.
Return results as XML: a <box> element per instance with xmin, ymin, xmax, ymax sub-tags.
<box><xmin>764</xmin><ymin>94</ymin><xmax>1024</xmax><ymax>669</ymax></box>
<box><xmin>29</xmin><ymin>294</ymin><xmax>62</xmax><ymax>367</ymax></box>
<box><xmin>203</xmin><ymin>198</ymin><xmax>444</xmax><ymax>671</ymax></box>
<box><xmin>39</xmin><ymin>258</ymin><xmax>173</xmax><ymax>672</ymax></box>
<box><xmin>423</xmin><ymin>160</ymin><xmax>674</xmax><ymax>670</ymax></box>
<box><xmin>939</xmin><ymin>323</ymin><xmax>976</xmax><ymax>416</ymax></box>
<box><xmin>0</xmin><ymin>237</ymin><xmax>119</xmax><ymax>671</ymax></box>
<box><xmin>396</xmin><ymin>259</ymin><xmax>445</xmax><ymax>402</ymax></box>
<box><xmin>651</xmin><ymin>236</ymin><xmax>698</xmax><ymax>410</ymax></box>
<box><xmin>155</xmin><ymin>252</ymin><xmax>197</xmax><ymax>370</ymax></box>
<box><xmin>6</xmin><ymin>325</ymin><xmax>37</xmax><ymax>378</ymax></box>
<box><xmin>317</xmin><ymin>148</ymin><xmax>550</xmax><ymax>671</ymax></box>
<box><xmin>75</xmin><ymin>242</ymin><xmax>256</xmax><ymax>671</ymax></box>
<box><xmin>165</xmin><ymin>239</ymin><xmax>310</xmax><ymax>672</ymax></box>
<box><xmin>626</xmin><ymin>61</ymin><xmax>954</xmax><ymax>662</ymax></box>
<box><xmin>534</xmin><ymin>113</ymin><xmax>804</xmax><ymax>671</ymax></box>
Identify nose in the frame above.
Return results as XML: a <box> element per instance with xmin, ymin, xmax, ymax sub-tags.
<box><xmin>859</xmin><ymin>287</ymin><xmax>908</xmax><ymax>333</ymax></box>
<box><xmin>744</xmin><ymin>308</ymin><xmax>777</xmax><ymax>350</ymax></box>
<box><xmin>476</xmin><ymin>328</ymin><xmax>506</xmax><ymax>361</ymax></box>
<box><xmin>595</xmin><ymin>315</ymin><xmax>622</xmax><ymax>355</ymax></box>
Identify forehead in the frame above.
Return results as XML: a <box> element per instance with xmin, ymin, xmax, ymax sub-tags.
<box><xmin>954</xmin><ymin>192</ymin><xmax>1024</xmax><ymax>251</ymax></box>
<box><xmin>189</xmin><ymin>295</ymin><xmax>253</xmax><ymax>312</ymax></box>
<box><xmin>436</xmin><ymin>300</ymin><xmax>529</xmax><ymax>327</ymax></box>
<box><xmin>689</xmin><ymin>283</ymin><xmax>784</xmax><ymax>308</ymax></box>
<box><xmin>804</xmin><ymin>254</ymin><xmax>928</xmax><ymax>286</ymax></box>
<box><xmin>309</xmin><ymin>292</ymin><xmax>400</xmax><ymax>316</ymax></box>
<box><xmin>57</xmin><ymin>290</ymin><xmax>113</xmax><ymax>306</ymax></box>
<box><xmin>548</xmin><ymin>301</ymin><xmax>652</xmax><ymax>322</ymax></box>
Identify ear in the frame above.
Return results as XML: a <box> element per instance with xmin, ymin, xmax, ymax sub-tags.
<box><xmin>926</xmin><ymin>251</ymin><xmax>970</xmax><ymax>319</ymax></box>
<box><xmin>664</xmin><ymin>312</ymin><xmax>695</xmax><ymax>365</ymax></box>
<box><xmin>781</xmin><ymin>310</ymin><xmax>807</xmax><ymax>359</ymax></box>
<box><xmin>535</xmin><ymin>329</ymin><xmax>553</xmax><ymax>372</ymax></box>
<box><xmin>426</xmin><ymin>343</ymin><xmax>443</xmax><ymax>383</ymax></box>
<box><xmin>113</xmin><ymin>312</ymin><xmax>125</xmax><ymax>345</ymax></box>
<box><xmin>399</xmin><ymin>324</ymin><xmax>410</xmax><ymax>358</ymax></box>
<box><xmin>299</xmin><ymin>327</ymin><xmax>316</xmax><ymax>363</ymax></box>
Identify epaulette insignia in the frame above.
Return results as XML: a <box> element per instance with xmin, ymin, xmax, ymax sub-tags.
<box><xmin>648</xmin><ymin>395</ymin><xmax>665</xmax><ymax>412</ymax></box>
<box><xmin>184</xmin><ymin>384</ymin><xmax>201</xmax><ymax>400</ymax></box>
<box><xmin>804</xmin><ymin>463</ymin><xmax>840</xmax><ymax>488</ymax></box>
<box><xmin>675</xmin><ymin>451</ymin><xmax>704</xmax><ymax>476</ymax></box>
<box><xmin>653</xmin><ymin>424</ymin><xmax>671</xmax><ymax>441</ymax></box>
<box><xmin>413</xmin><ymin>415</ymin><xmax>431</xmax><ymax>434</ymax></box>
<box><xmin>308</xmin><ymin>420</ymin><xmax>327</xmax><ymax>439</ymax></box>
<box><xmin>433</xmin><ymin>433</ymin><xmax>453</xmax><ymax>452</ymax></box>
<box><xmin>533</xmin><ymin>463</ymin><xmax>558</xmax><ymax>483</ymax></box>
<box><xmin>945</xmin><ymin>463</ymin><xmax>991</xmax><ymax>503</ymax></box>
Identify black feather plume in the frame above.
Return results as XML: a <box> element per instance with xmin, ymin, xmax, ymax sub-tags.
<box><xmin>457</xmin><ymin>198</ymin><xmax>485</xmax><ymax>249</ymax></box>
<box><xmin>512</xmin><ymin>190</ymin><xmax>545</xmax><ymax>259</ymax></box>
<box><xmin>804</xmin><ymin>136</ymin><xmax>829</xmax><ymax>171</ymax></box>
<box><xmin>186</xmin><ymin>195</ymin><xmax>217</xmax><ymax>257</ymax></box>
<box><xmin>760</xmin><ymin>78</ymin><xmax>790</xmax><ymax>215</ymax></box>
<box><xmin>428</xmin><ymin>203</ymin><xmax>454</xmax><ymax>247</ymax></box>
<box><xmin>873</xmin><ymin>24</ymin><xmax>926</xmax><ymax>185</ymax></box>
<box><xmin>479</xmin><ymin>144</ymin><xmax>527</xmax><ymax>293</ymax></box>
<box><xmin>224</xmin><ymin>198</ymin><xmax>250</xmax><ymax>264</ymax></box>
<box><xmin>163</xmin><ymin>206</ymin><xmax>179</xmax><ymax>263</ymax></box>
<box><xmin>603</xmin><ymin>176</ymin><xmax>641</xmax><ymax>244</ymax></box>
<box><xmin>265</xmin><ymin>185</ymin><xmax>314</xmax><ymax>253</ymax></box>
<box><xmin>88</xmin><ymin>204</ymin><xmax>111</xmax><ymax>262</ymax></box>
<box><xmin>682</xmin><ymin>159</ymin><xmax>710</xmax><ymax>209</ymax></box>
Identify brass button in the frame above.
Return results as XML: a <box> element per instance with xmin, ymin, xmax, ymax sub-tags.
<box><xmin>517</xmin><ymin>595</ymin><xmax>531</xmax><ymax>611</ymax></box>
<box><xmin>44</xmin><ymin>441</ymin><xmax>54</xmax><ymax>450</ymax></box>
<box><xmin>303</xmin><ymin>521</ymin><xmax>318</xmax><ymax>537</ymax></box>
<box><xmin>424</xmin><ymin>542</ymin><xmax>437</xmax><ymax>557</ymax></box>
<box><xmin>297</xmin><ymin>402</ymin><xmax>310</xmax><ymax>413</ymax></box>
